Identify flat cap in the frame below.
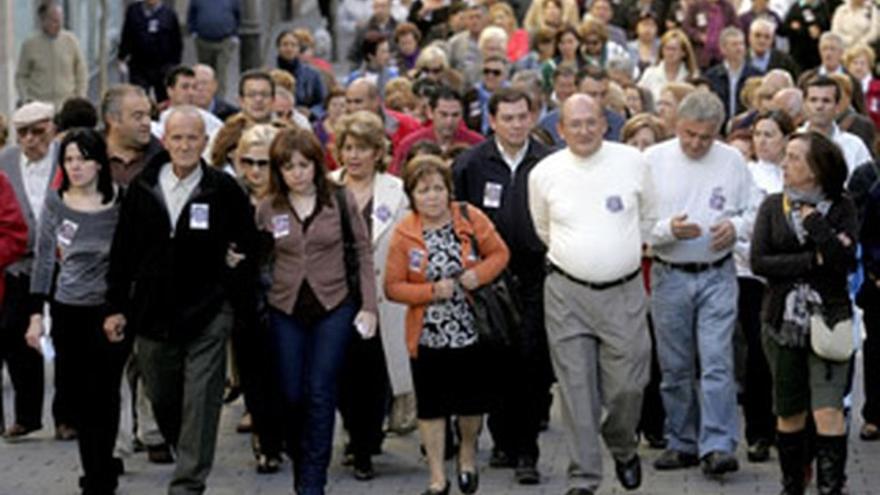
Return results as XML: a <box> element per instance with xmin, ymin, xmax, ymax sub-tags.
<box><xmin>12</xmin><ymin>101</ymin><xmax>55</xmax><ymax>127</ymax></box>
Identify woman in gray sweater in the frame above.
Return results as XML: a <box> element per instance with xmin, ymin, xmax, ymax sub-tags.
<box><xmin>24</xmin><ymin>128</ymin><xmax>127</xmax><ymax>495</ymax></box>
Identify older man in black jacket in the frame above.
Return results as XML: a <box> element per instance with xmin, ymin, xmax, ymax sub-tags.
<box><xmin>453</xmin><ymin>87</ymin><xmax>552</xmax><ymax>485</ymax></box>
<box><xmin>104</xmin><ymin>106</ymin><xmax>257</xmax><ymax>495</ymax></box>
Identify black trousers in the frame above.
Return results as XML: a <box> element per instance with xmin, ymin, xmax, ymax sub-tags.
<box><xmin>0</xmin><ymin>273</ymin><xmax>44</xmax><ymax>430</ymax></box>
<box><xmin>637</xmin><ymin>313</ymin><xmax>665</xmax><ymax>440</ymax></box>
<box><xmin>737</xmin><ymin>277</ymin><xmax>775</xmax><ymax>444</ymax></box>
<box><xmin>338</xmin><ymin>331</ymin><xmax>389</xmax><ymax>459</ymax></box>
<box><xmin>231</xmin><ymin>314</ymin><xmax>284</xmax><ymax>456</ymax></box>
<box><xmin>51</xmin><ymin>301</ymin><xmax>130</xmax><ymax>493</ymax></box>
<box><xmin>487</xmin><ymin>259</ymin><xmax>554</xmax><ymax>461</ymax></box>
<box><xmin>129</xmin><ymin>66</ymin><xmax>169</xmax><ymax>103</ymax></box>
<box><xmin>860</xmin><ymin>286</ymin><xmax>880</xmax><ymax>425</ymax></box>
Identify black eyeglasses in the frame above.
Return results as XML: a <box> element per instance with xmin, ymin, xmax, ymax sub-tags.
<box><xmin>422</xmin><ymin>66</ymin><xmax>444</xmax><ymax>74</ymax></box>
<box><xmin>483</xmin><ymin>68</ymin><xmax>504</xmax><ymax>77</ymax></box>
<box><xmin>240</xmin><ymin>157</ymin><xmax>270</xmax><ymax>167</ymax></box>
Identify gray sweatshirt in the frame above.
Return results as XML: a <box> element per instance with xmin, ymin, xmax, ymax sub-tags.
<box><xmin>30</xmin><ymin>192</ymin><xmax>120</xmax><ymax>307</ymax></box>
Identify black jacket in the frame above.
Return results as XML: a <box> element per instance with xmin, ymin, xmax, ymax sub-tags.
<box><xmin>704</xmin><ymin>62</ymin><xmax>765</xmax><ymax>123</ymax></box>
<box><xmin>118</xmin><ymin>2</ymin><xmax>183</xmax><ymax>72</ymax></box>
<box><xmin>106</xmin><ymin>153</ymin><xmax>257</xmax><ymax>341</ymax></box>
<box><xmin>779</xmin><ymin>1</ymin><xmax>830</xmax><ymax>72</ymax></box>
<box><xmin>452</xmin><ymin>137</ymin><xmax>550</xmax><ymax>264</ymax></box>
<box><xmin>750</xmin><ymin>193</ymin><xmax>858</xmax><ymax>330</ymax></box>
<box><xmin>858</xmin><ymin>181</ymin><xmax>880</xmax><ymax>308</ymax></box>
<box><xmin>747</xmin><ymin>49</ymin><xmax>801</xmax><ymax>80</ymax></box>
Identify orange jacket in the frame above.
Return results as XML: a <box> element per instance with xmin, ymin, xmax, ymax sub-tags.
<box><xmin>384</xmin><ymin>203</ymin><xmax>510</xmax><ymax>358</ymax></box>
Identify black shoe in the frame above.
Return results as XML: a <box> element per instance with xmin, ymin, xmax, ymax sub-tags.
<box><xmin>514</xmin><ymin>456</ymin><xmax>540</xmax><ymax>485</ymax></box>
<box><xmin>747</xmin><ymin>438</ymin><xmax>772</xmax><ymax>463</ymax></box>
<box><xmin>860</xmin><ymin>423</ymin><xmax>880</xmax><ymax>441</ymax></box>
<box><xmin>420</xmin><ymin>480</ymin><xmax>450</xmax><ymax>495</ymax></box>
<box><xmin>457</xmin><ymin>469</ymin><xmax>479</xmax><ymax>494</ymax></box>
<box><xmin>643</xmin><ymin>432</ymin><xmax>668</xmax><ymax>449</ymax></box>
<box><xmin>146</xmin><ymin>443</ymin><xmax>174</xmax><ymax>464</ymax></box>
<box><xmin>701</xmin><ymin>451</ymin><xmax>739</xmax><ymax>476</ymax></box>
<box><xmin>654</xmin><ymin>449</ymin><xmax>699</xmax><ymax>470</ymax></box>
<box><xmin>564</xmin><ymin>488</ymin><xmax>594</xmax><ymax>495</ymax></box>
<box><xmin>256</xmin><ymin>453</ymin><xmax>281</xmax><ymax>474</ymax></box>
<box><xmin>112</xmin><ymin>457</ymin><xmax>125</xmax><ymax>476</ymax></box>
<box><xmin>615</xmin><ymin>454</ymin><xmax>642</xmax><ymax>490</ymax></box>
<box><xmin>353</xmin><ymin>455</ymin><xmax>375</xmax><ymax>481</ymax></box>
<box><xmin>815</xmin><ymin>434</ymin><xmax>847</xmax><ymax>495</ymax></box>
<box><xmin>489</xmin><ymin>449</ymin><xmax>516</xmax><ymax>468</ymax></box>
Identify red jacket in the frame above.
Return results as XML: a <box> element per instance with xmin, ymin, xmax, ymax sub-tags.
<box><xmin>0</xmin><ymin>172</ymin><xmax>28</xmax><ymax>304</ymax></box>
<box><xmin>389</xmin><ymin>123</ymin><xmax>484</xmax><ymax>175</ymax></box>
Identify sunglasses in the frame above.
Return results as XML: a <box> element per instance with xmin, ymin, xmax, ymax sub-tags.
<box><xmin>422</xmin><ymin>66</ymin><xmax>444</xmax><ymax>75</ymax></box>
<box><xmin>483</xmin><ymin>68</ymin><xmax>504</xmax><ymax>77</ymax></box>
<box><xmin>240</xmin><ymin>157</ymin><xmax>270</xmax><ymax>167</ymax></box>
<box><xmin>17</xmin><ymin>124</ymin><xmax>48</xmax><ymax>137</ymax></box>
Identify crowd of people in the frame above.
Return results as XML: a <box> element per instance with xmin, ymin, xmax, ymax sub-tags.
<box><xmin>1</xmin><ymin>0</ymin><xmax>880</xmax><ymax>495</ymax></box>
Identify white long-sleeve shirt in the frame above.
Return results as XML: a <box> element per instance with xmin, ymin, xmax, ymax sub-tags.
<box><xmin>644</xmin><ymin>139</ymin><xmax>756</xmax><ymax>264</ymax></box>
<box><xmin>735</xmin><ymin>160</ymin><xmax>783</xmax><ymax>277</ymax></box>
<box><xmin>528</xmin><ymin>142</ymin><xmax>653</xmax><ymax>283</ymax></box>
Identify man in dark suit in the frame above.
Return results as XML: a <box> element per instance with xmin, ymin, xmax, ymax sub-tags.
<box><xmin>746</xmin><ymin>17</ymin><xmax>800</xmax><ymax>79</ymax></box>
<box><xmin>0</xmin><ymin>101</ymin><xmax>58</xmax><ymax>439</ymax></box>
<box><xmin>453</xmin><ymin>87</ymin><xmax>552</xmax><ymax>485</ymax></box>
<box><xmin>705</xmin><ymin>27</ymin><xmax>764</xmax><ymax>124</ymax></box>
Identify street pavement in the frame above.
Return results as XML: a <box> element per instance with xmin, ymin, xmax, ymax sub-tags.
<box><xmin>1</xmin><ymin>354</ymin><xmax>878</xmax><ymax>495</ymax></box>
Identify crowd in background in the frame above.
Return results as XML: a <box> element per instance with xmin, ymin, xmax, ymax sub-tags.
<box><xmin>1</xmin><ymin>0</ymin><xmax>880</xmax><ymax>495</ymax></box>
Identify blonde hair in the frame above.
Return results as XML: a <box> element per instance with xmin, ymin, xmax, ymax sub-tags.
<box><xmin>415</xmin><ymin>45</ymin><xmax>450</xmax><ymax>72</ymax></box>
<box><xmin>740</xmin><ymin>76</ymin><xmax>764</xmax><ymax>109</ymax></box>
<box><xmin>334</xmin><ymin>110</ymin><xmax>389</xmax><ymax>172</ymax></box>
<box><xmin>236</xmin><ymin>124</ymin><xmax>279</xmax><ymax>158</ymax></box>
<box><xmin>659</xmin><ymin>29</ymin><xmax>699</xmax><ymax>77</ymax></box>
<box><xmin>478</xmin><ymin>26</ymin><xmax>509</xmax><ymax>54</ymax></box>
<box><xmin>489</xmin><ymin>3</ymin><xmax>518</xmax><ymax>31</ymax></box>
<box><xmin>844</xmin><ymin>43</ymin><xmax>876</xmax><ymax>71</ymax></box>
<box><xmin>524</xmin><ymin>0</ymin><xmax>580</xmax><ymax>32</ymax></box>
<box><xmin>268</xmin><ymin>68</ymin><xmax>296</xmax><ymax>94</ymax></box>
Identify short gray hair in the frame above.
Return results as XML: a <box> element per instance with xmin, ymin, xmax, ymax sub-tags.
<box><xmin>677</xmin><ymin>91</ymin><xmax>726</xmax><ymax>131</ymax></box>
<box><xmin>607</xmin><ymin>56</ymin><xmax>635</xmax><ymax>78</ymax></box>
<box><xmin>101</xmin><ymin>84</ymin><xmax>148</xmax><ymax>124</ymax></box>
<box><xmin>719</xmin><ymin>26</ymin><xmax>744</xmax><ymax>46</ymax></box>
<box><xmin>165</xmin><ymin>105</ymin><xmax>206</xmax><ymax>135</ymax></box>
<box><xmin>819</xmin><ymin>32</ymin><xmax>844</xmax><ymax>48</ymax></box>
<box><xmin>750</xmin><ymin>17</ymin><xmax>777</xmax><ymax>36</ymax></box>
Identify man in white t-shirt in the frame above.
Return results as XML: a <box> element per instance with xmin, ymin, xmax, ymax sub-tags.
<box><xmin>529</xmin><ymin>94</ymin><xmax>652</xmax><ymax>495</ymax></box>
<box><xmin>644</xmin><ymin>91</ymin><xmax>755</xmax><ymax>477</ymax></box>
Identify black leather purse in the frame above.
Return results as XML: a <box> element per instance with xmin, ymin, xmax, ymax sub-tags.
<box><xmin>458</xmin><ymin>203</ymin><xmax>522</xmax><ymax>350</ymax></box>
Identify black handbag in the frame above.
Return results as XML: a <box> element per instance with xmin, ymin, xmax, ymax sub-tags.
<box><xmin>335</xmin><ymin>188</ymin><xmax>361</xmax><ymax>305</ymax></box>
<box><xmin>458</xmin><ymin>203</ymin><xmax>522</xmax><ymax>349</ymax></box>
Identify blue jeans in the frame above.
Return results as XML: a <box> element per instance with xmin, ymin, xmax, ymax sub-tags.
<box><xmin>269</xmin><ymin>302</ymin><xmax>357</xmax><ymax>495</ymax></box>
<box><xmin>650</xmin><ymin>259</ymin><xmax>740</xmax><ymax>457</ymax></box>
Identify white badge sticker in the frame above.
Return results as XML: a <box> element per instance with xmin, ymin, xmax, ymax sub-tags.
<box><xmin>148</xmin><ymin>19</ymin><xmax>160</xmax><ymax>34</ymax></box>
<box><xmin>190</xmin><ymin>203</ymin><xmax>209</xmax><ymax>230</ymax></box>
<box><xmin>57</xmin><ymin>219</ymin><xmax>79</xmax><ymax>247</ymax></box>
<box><xmin>272</xmin><ymin>214</ymin><xmax>291</xmax><ymax>239</ymax></box>
<box><xmin>483</xmin><ymin>182</ymin><xmax>503</xmax><ymax>209</ymax></box>
<box><xmin>696</xmin><ymin>12</ymin><xmax>708</xmax><ymax>27</ymax></box>
<box><xmin>803</xmin><ymin>9</ymin><xmax>816</xmax><ymax>23</ymax></box>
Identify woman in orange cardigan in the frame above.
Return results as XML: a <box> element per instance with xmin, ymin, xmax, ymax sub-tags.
<box><xmin>385</xmin><ymin>156</ymin><xmax>509</xmax><ymax>495</ymax></box>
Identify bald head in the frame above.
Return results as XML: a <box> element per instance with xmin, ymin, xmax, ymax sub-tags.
<box><xmin>193</xmin><ymin>64</ymin><xmax>217</xmax><ymax>109</ymax></box>
<box><xmin>756</xmin><ymin>70</ymin><xmax>794</xmax><ymax>111</ymax></box>
<box><xmin>558</xmin><ymin>94</ymin><xmax>606</xmax><ymax>157</ymax></box>
<box><xmin>346</xmin><ymin>78</ymin><xmax>381</xmax><ymax>114</ymax></box>
<box><xmin>769</xmin><ymin>88</ymin><xmax>805</xmax><ymax>125</ymax></box>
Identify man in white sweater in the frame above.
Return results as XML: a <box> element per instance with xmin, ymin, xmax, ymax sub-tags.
<box><xmin>529</xmin><ymin>94</ymin><xmax>653</xmax><ymax>495</ymax></box>
<box><xmin>644</xmin><ymin>91</ymin><xmax>755</xmax><ymax>477</ymax></box>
